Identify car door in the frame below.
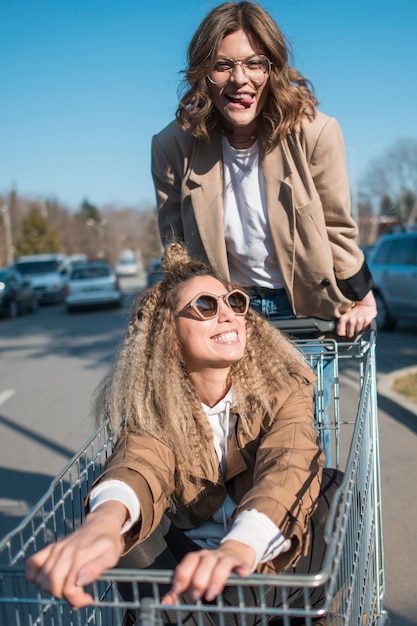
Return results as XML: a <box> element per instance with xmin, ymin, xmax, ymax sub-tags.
<box><xmin>381</xmin><ymin>236</ymin><xmax>417</xmax><ymax>318</ymax></box>
<box><xmin>5</xmin><ymin>272</ymin><xmax>23</xmax><ymax>310</ymax></box>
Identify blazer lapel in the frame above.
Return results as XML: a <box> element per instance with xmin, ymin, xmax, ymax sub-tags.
<box><xmin>187</xmin><ymin>138</ymin><xmax>230</xmax><ymax>279</ymax></box>
<box><xmin>262</xmin><ymin>146</ymin><xmax>296</xmax><ymax>298</ymax></box>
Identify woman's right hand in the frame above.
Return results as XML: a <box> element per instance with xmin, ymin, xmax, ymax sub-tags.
<box><xmin>162</xmin><ymin>540</ymin><xmax>256</xmax><ymax>605</ymax></box>
<box><xmin>25</xmin><ymin>501</ymin><xmax>127</xmax><ymax>608</ymax></box>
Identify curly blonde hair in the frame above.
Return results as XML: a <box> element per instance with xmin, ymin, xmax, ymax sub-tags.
<box><xmin>93</xmin><ymin>243</ymin><xmax>311</xmax><ymax>492</ymax></box>
<box><xmin>177</xmin><ymin>1</ymin><xmax>318</xmax><ymax>151</ymax></box>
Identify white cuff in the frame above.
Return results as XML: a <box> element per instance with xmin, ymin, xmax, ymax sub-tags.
<box><xmin>89</xmin><ymin>479</ymin><xmax>140</xmax><ymax>534</ymax></box>
<box><xmin>220</xmin><ymin>509</ymin><xmax>291</xmax><ymax>569</ymax></box>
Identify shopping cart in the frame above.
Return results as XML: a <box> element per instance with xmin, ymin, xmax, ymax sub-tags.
<box><xmin>0</xmin><ymin>322</ymin><xmax>390</xmax><ymax>625</ymax></box>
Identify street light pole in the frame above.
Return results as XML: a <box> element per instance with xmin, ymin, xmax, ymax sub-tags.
<box><xmin>85</xmin><ymin>218</ymin><xmax>107</xmax><ymax>258</ymax></box>
<box><xmin>0</xmin><ymin>204</ymin><xmax>14</xmax><ymax>266</ymax></box>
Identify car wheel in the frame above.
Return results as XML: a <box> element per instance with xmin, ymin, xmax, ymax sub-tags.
<box><xmin>8</xmin><ymin>300</ymin><xmax>19</xmax><ymax>319</ymax></box>
<box><xmin>374</xmin><ymin>292</ymin><xmax>396</xmax><ymax>330</ymax></box>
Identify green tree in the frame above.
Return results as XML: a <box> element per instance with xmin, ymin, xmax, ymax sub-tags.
<box><xmin>14</xmin><ymin>207</ymin><xmax>62</xmax><ymax>256</ymax></box>
<box><xmin>78</xmin><ymin>198</ymin><xmax>101</xmax><ymax>223</ymax></box>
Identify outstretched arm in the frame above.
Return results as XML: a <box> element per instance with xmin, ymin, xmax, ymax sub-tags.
<box><xmin>25</xmin><ymin>501</ymin><xmax>127</xmax><ymax>608</ymax></box>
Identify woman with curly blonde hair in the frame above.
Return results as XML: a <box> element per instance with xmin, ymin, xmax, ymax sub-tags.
<box><xmin>26</xmin><ymin>243</ymin><xmax>340</xmax><ymax>625</ymax></box>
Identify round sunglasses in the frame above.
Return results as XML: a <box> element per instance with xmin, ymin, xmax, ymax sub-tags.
<box><xmin>176</xmin><ymin>289</ymin><xmax>250</xmax><ymax>320</ymax></box>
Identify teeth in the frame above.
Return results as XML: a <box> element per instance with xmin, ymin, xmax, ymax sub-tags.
<box><xmin>212</xmin><ymin>331</ymin><xmax>238</xmax><ymax>343</ymax></box>
<box><xmin>230</xmin><ymin>93</ymin><xmax>252</xmax><ymax>99</ymax></box>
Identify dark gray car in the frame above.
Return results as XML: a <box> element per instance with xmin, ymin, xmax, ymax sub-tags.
<box><xmin>368</xmin><ymin>230</ymin><xmax>417</xmax><ymax>329</ymax></box>
<box><xmin>0</xmin><ymin>268</ymin><xmax>38</xmax><ymax>318</ymax></box>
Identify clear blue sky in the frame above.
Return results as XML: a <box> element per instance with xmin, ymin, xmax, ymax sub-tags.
<box><xmin>1</xmin><ymin>0</ymin><xmax>416</xmax><ymax>212</ymax></box>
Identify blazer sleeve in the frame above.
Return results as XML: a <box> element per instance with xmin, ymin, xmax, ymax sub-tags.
<box><xmin>234</xmin><ymin>377</ymin><xmax>324</xmax><ymax>563</ymax></box>
<box><xmin>85</xmin><ymin>432</ymin><xmax>176</xmax><ymax>554</ymax></box>
<box><xmin>306</xmin><ymin>116</ymin><xmax>373</xmax><ymax>301</ymax></box>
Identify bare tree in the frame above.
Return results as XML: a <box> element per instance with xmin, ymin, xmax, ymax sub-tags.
<box><xmin>359</xmin><ymin>138</ymin><xmax>417</xmax><ymax>225</ymax></box>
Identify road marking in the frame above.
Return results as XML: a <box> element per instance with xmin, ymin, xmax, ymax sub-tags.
<box><xmin>0</xmin><ymin>389</ymin><xmax>16</xmax><ymax>407</ymax></box>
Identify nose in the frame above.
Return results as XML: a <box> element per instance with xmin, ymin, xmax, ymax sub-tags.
<box><xmin>217</xmin><ymin>297</ymin><xmax>236</xmax><ymax>322</ymax></box>
<box><xmin>229</xmin><ymin>61</ymin><xmax>247</xmax><ymax>83</ymax></box>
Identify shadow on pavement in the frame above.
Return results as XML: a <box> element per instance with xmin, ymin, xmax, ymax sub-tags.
<box><xmin>0</xmin><ymin>466</ymin><xmax>54</xmax><ymax>540</ymax></box>
<box><xmin>377</xmin><ymin>394</ymin><xmax>417</xmax><ymax>435</ymax></box>
<box><xmin>0</xmin><ymin>412</ymin><xmax>79</xmax><ymax>541</ymax></box>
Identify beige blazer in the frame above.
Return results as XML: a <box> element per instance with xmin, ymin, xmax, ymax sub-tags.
<box><xmin>88</xmin><ymin>369</ymin><xmax>323</xmax><ymax>572</ymax></box>
<box><xmin>152</xmin><ymin>110</ymin><xmax>369</xmax><ymax>320</ymax></box>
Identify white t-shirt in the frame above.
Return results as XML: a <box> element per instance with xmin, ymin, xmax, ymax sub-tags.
<box><xmin>222</xmin><ymin>137</ymin><xmax>284</xmax><ymax>289</ymax></box>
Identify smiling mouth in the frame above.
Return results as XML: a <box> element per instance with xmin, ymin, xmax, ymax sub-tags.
<box><xmin>211</xmin><ymin>331</ymin><xmax>238</xmax><ymax>343</ymax></box>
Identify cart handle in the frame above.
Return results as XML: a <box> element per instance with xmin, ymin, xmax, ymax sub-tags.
<box><xmin>269</xmin><ymin>317</ymin><xmax>336</xmax><ymax>334</ymax></box>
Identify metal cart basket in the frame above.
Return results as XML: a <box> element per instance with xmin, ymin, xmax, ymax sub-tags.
<box><xmin>0</xmin><ymin>325</ymin><xmax>389</xmax><ymax>625</ymax></box>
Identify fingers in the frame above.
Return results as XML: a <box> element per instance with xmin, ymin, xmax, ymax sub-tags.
<box><xmin>337</xmin><ymin>308</ymin><xmax>373</xmax><ymax>337</ymax></box>
<box><xmin>337</xmin><ymin>291</ymin><xmax>377</xmax><ymax>338</ymax></box>
<box><xmin>26</xmin><ymin>542</ymin><xmax>94</xmax><ymax>608</ymax></box>
<box><xmin>25</xmin><ymin>530</ymin><xmax>122</xmax><ymax>608</ymax></box>
<box><xmin>25</xmin><ymin>503</ymin><xmax>126</xmax><ymax>608</ymax></box>
<box><xmin>163</xmin><ymin>542</ymin><xmax>256</xmax><ymax>604</ymax></box>
<box><xmin>25</xmin><ymin>544</ymin><xmax>53</xmax><ymax>581</ymax></box>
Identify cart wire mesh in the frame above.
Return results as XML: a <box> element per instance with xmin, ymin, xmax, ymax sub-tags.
<box><xmin>0</xmin><ymin>327</ymin><xmax>390</xmax><ymax>625</ymax></box>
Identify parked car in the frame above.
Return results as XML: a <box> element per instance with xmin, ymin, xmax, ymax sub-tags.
<box><xmin>0</xmin><ymin>268</ymin><xmax>38</xmax><ymax>318</ymax></box>
<box><xmin>13</xmin><ymin>254</ymin><xmax>68</xmax><ymax>304</ymax></box>
<box><xmin>64</xmin><ymin>261</ymin><xmax>123</xmax><ymax>312</ymax></box>
<box><xmin>146</xmin><ymin>258</ymin><xmax>164</xmax><ymax>287</ymax></box>
<box><xmin>115</xmin><ymin>257</ymin><xmax>139</xmax><ymax>277</ymax></box>
<box><xmin>368</xmin><ymin>231</ymin><xmax>417</xmax><ymax>329</ymax></box>
<box><xmin>61</xmin><ymin>253</ymin><xmax>88</xmax><ymax>274</ymax></box>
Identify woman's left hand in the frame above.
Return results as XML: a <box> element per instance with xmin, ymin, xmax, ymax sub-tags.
<box><xmin>336</xmin><ymin>290</ymin><xmax>377</xmax><ymax>338</ymax></box>
<box><xmin>161</xmin><ymin>540</ymin><xmax>256</xmax><ymax>604</ymax></box>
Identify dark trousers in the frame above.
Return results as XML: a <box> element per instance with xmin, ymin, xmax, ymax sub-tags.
<box><xmin>119</xmin><ymin>468</ymin><xmax>343</xmax><ymax>625</ymax></box>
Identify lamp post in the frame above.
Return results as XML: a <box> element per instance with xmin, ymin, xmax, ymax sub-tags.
<box><xmin>86</xmin><ymin>218</ymin><xmax>107</xmax><ymax>258</ymax></box>
<box><xmin>0</xmin><ymin>204</ymin><xmax>14</xmax><ymax>266</ymax></box>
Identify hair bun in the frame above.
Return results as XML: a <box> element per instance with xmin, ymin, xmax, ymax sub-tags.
<box><xmin>161</xmin><ymin>243</ymin><xmax>192</xmax><ymax>273</ymax></box>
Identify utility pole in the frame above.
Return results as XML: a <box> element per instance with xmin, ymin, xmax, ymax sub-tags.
<box><xmin>0</xmin><ymin>203</ymin><xmax>14</xmax><ymax>266</ymax></box>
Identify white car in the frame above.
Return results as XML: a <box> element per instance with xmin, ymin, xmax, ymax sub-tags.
<box><xmin>65</xmin><ymin>262</ymin><xmax>123</xmax><ymax>312</ymax></box>
<box><xmin>14</xmin><ymin>254</ymin><xmax>67</xmax><ymax>304</ymax></box>
<box><xmin>115</xmin><ymin>257</ymin><xmax>139</xmax><ymax>277</ymax></box>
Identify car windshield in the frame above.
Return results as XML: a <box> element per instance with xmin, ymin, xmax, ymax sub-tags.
<box><xmin>16</xmin><ymin>261</ymin><xmax>60</xmax><ymax>274</ymax></box>
<box><xmin>71</xmin><ymin>267</ymin><xmax>110</xmax><ymax>280</ymax></box>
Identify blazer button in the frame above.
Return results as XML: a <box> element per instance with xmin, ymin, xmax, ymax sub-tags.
<box><xmin>321</xmin><ymin>278</ymin><xmax>331</xmax><ymax>287</ymax></box>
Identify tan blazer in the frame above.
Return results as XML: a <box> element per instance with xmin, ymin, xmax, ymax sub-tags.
<box><xmin>152</xmin><ymin>110</ymin><xmax>370</xmax><ymax>320</ymax></box>
<box><xmin>88</xmin><ymin>368</ymin><xmax>324</xmax><ymax>572</ymax></box>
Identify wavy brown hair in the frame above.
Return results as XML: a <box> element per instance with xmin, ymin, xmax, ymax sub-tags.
<box><xmin>93</xmin><ymin>243</ymin><xmax>311</xmax><ymax>492</ymax></box>
<box><xmin>177</xmin><ymin>1</ymin><xmax>318</xmax><ymax>152</ymax></box>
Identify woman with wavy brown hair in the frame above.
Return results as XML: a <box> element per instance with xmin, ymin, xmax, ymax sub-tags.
<box><xmin>177</xmin><ymin>1</ymin><xmax>317</xmax><ymax>150</ymax></box>
<box><xmin>153</xmin><ymin>1</ymin><xmax>376</xmax><ymax>336</ymax></box>
<box><xmin>26</xmin><ymin>243</ymin><xmax>339</xmax><ymax>624</ymax></box>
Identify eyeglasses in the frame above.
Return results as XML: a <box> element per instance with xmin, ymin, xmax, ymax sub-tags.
<box><xmin>177</xmin><ymin>289</ymin><xmax>250</xmax><ymax>320</ymax></box>
<box><xmin>207</xmin><ymin>54</ymin><xmax>272</xmax><ymax>86</ymax></box>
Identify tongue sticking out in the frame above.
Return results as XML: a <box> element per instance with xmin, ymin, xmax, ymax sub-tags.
<box><xmin>229</xmin><ymin>94</ymin><xmax>254</xmax><ymax>106</ymax></box>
